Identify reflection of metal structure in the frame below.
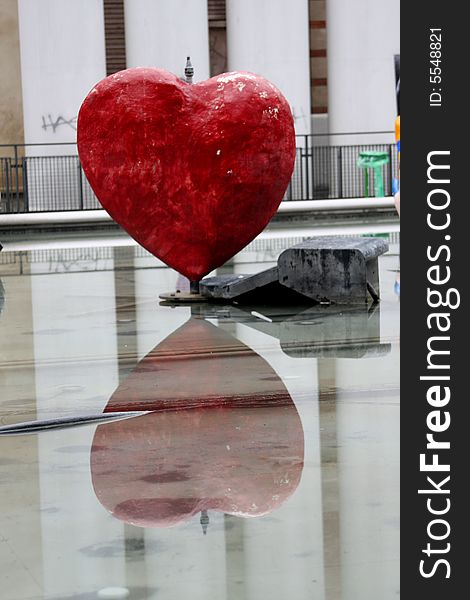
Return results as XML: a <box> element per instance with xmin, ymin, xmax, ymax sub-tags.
<box><xmin>0</xmin><ymin>296</ymin><xmax>391</xmax><ymax>438</ymax></box>
<box><xmin>0</xmin><ymin>279</ymin><xmax>4</xmax><ymax>315</ymax></box>
<box><xmin>200</xmin><ymin>510</ymin><xmax>209</xmax><ymax>535</ymax></box>
<box><xmin>228</xmin><ymin>304</ymin><xmax>390</xmax><ymax>359</ymax></box>
<box><xmin>188</xmin><ymin>302</ymin><xmax>391</xmax><ymax>359</ymax></box>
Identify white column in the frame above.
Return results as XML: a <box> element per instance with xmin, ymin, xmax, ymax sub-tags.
<box><xmin>17</xmin><ymin>0</ymin><xmax>106</xmax><ymax>210</ymax></box>
<box><xmin>326</xmin><ymin>0</ymin><xmax>400</xmax><ymax>144</ymax></box>
<box><xmin>124</xmin><ymin>0</ymin><xmax>210</xmax><ymax>81</ymax></box>
<box><xmin>226</xmin><ymin>0</ymin><xmax>311</xmax><ymax>135</ymax></box>
<box><xmin>17</xmin><ymin>0</ymin><xmax>106</xmax><ymax>152</ymax></box>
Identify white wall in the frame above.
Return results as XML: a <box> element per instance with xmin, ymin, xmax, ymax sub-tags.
<box><xmin>17</xmin><ymin>0</ymin><xmax>106</xmax><ymax>153</ymax></box>
<box><xmin>124</xmin><ymin>0</ymin><xmax>210</xmax><ymax>81</ymax></box>
<box><xmin>326</xmin><ymin>0</ymin><xmax>400</xmax><ymax>144</ymax></box>
<box><xmin>226</xmin><ymin>0</ymin><xmax>311</xmax><ymax>135</ymax></box>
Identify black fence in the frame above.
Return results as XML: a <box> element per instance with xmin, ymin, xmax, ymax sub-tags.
<box><xmin>0</xmin><ymin>137</ymin><xmax>398</xmax><ymax>214</ymax></box>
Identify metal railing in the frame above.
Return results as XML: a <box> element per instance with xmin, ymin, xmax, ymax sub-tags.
<box><xmin>0</xmin><ymin>136</ymin><xmax>398</xmax><ymax>214</ymax></box>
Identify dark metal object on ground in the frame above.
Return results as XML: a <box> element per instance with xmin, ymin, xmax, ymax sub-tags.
<box><xmin>0</xmin><ymin>411</ymin><xmax>150</xmax><ymax>436</ymax></box>
<box><xmin>190</xmin><ymin>280</ymin><xmax>200</xmax><ymax>294</ymax></box>
<box><xmin>199</xmin><ymin>267</ymin><xmax>279</xmax><ymax>300</ymax></box>
<box><xmin>200</xmin><ymin>236</ymin><xmax>388</xmax><ymax>305</ymax></box>
<box><xmin>226</xmin><ymin>303</ymin><xmax>390</xmax><ymax>359</ymax></box>
<box><xmin>159</xmin><ymin>290</ymin><xmax>207</xmax><ymax>303</ymax></box>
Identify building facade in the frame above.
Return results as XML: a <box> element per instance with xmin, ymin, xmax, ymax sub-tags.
<box><xmin>0</xmin><ymin>0</ymin><xmax>399</xmax><ymax>211</ymax></box>
<box><xmin>1</xmin><ymin>0</ymin><xmax>399</xmax><ymax>147</ymax></box>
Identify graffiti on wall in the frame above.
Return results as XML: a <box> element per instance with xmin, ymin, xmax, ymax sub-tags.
<box><xmin>41</xmin><ymin>114</ymin><xmax>78</xmax><ymax>133</ymax></box>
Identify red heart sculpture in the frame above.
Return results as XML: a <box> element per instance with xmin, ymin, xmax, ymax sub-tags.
<box><xmin>91</xmin><ymin>318</ymin><xmax>304</xmax><ymax>527</ymax></box>
<box><xmin>77</xmin><ymin>68</ymin><xmax>296</xmax><ymax>280</ymax></box>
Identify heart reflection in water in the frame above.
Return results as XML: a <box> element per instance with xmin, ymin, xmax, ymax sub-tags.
<box><xmin>91</xmin><ymin>318</ymin><xmax>304</xmax><ymax>528</ymax></box>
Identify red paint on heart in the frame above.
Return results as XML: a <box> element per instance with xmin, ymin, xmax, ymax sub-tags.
<box><xmin>91</xmin><ymin>318</ymin><xmax>304</xmax><ymax>528</ymax></box>
<box><xmin>78</xmin><ymin>68</ymin><xmax>296</xmax><ymax>280</ymax></box>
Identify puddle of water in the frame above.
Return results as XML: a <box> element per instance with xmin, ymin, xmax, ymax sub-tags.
<box><xmin>0</xmin><ymin>234</ymin><xmax>399</xmax><ymax>600</ymax></box>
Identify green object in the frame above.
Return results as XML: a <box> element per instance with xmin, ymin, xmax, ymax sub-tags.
<box><xmin>357</xmin><ymin>151</ymin><xmax>389</xmax><ymax>197</ymax></box>
<box><xmin>361</xmin><ymin>233</ymin><xmax>390</xmax><ymax>240</ymax></box>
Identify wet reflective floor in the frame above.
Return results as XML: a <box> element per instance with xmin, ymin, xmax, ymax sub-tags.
<box><xmin>0</xmin><ymin>230</ymin><xmax>399</xmax><ymax>600</ymax></box>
